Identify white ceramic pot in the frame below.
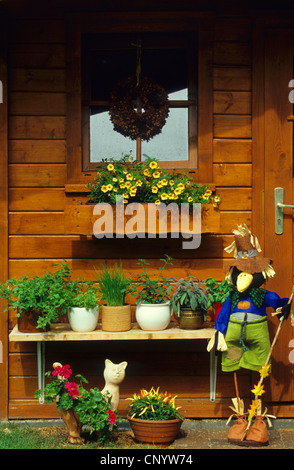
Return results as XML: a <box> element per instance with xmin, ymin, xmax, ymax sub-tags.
<box><xmin>135</xmin><ymin>302</ymin><xmax>171</xmax><ymax>331</ymax></box>
<box><xmin>68</xmin><ymin>306</ymin><xmax>99</xmax><ymax>332</ymax></box>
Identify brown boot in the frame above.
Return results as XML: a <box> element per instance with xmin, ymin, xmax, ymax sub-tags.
<box><xmin>243</xmin><ymin>415</ymin><xmax>269</xmax><ymax>447</ymax></box>
<box><xmin>227</xmin><ymin>416</ymin><xmax>249</xmax><ymax>445</ymax></box>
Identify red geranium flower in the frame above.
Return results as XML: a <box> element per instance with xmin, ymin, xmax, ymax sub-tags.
<box><xmin>107</xmin><ymin>409</ymin><xmax>116</xmax><ymax>424</ymax></box>
<box><xmin>65</xmin><ymin>381</ymin><xmax>79</xmax><ymax>399</ymax></box>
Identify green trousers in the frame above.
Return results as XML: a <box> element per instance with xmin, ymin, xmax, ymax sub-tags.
<box><xmin>222</xmin><ymin>315</ymin><xmax>270</xmax><ymax>372</ymax></box>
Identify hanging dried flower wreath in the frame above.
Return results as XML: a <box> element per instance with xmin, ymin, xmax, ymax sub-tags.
<box><xmin>109</xmin><ymin>75</ymin><xmax>169</xmax><ymax>142</ymax></box>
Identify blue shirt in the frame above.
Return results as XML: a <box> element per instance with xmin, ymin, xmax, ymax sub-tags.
<box><xmin>215</xmin><ymin>290</ymin><xmax>288</xmax><ymax>336</ymax></box>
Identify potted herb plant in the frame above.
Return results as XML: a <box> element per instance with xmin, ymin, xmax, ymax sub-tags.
<box><xmin>126</xmin><ymin>386</ymin><xmax>183</xmax><ymax>445</ymax></box>
<box><xmin>35</xmin><ymin>362</ymin><xmax>116</xmax><ymax>445</ymax></box>
<box><xmin>130</xmin><ymin>255</ymin><xmax>173</xmax><ymax>331</ymax></box>
<box><xmin>94</xmin><ymin>262</ymin><xmax>131</xmax><ymax>332</ymax></box>
<box><xmin>205</xmin><ymin>277</ymin><xmax>233</xmax><ymax>321</ymax></box>
<box><xmin>170</xmin><ymin>277</ymin><xmax>210</xmax><ymax>329</ymax></box>
<box><xmin>0</xmin><ymin>261</ymin><xmax>73</xmax><ymax>332</ymax></box>
<box><xmin>67</xmin><ymin>281</ymin><xmax>99</xmax><ymax>332</ymax></box>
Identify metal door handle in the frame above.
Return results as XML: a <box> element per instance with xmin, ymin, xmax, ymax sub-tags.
<box><xmin>275</xmin><ymin>187</ymin><xmax>294</xmax><ymax>234</ymax></box>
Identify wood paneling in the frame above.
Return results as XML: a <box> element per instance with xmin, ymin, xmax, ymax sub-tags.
<box><xmin>5</xmin><ymin>11</ymin><xmax>259</xmax><ymax>420</ymax></box>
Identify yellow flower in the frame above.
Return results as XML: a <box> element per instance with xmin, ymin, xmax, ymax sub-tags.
<box><xmin>126</xmin><ymin>173</ymin><xmax>133</xmax><ymax>180</ymax></box>
<box><xmin>101</xmin><ymin>185</ymin><xmax>108</xmax><ymax>193</ymax></box>
<box><xmin>188</xmin><ymin>196</ymin><xmax>193</xmax><ymax>202</ymax></box>
<box><xmin>120</xmin><ymin>183</ymin><xmax>126</xmax><ymax>189</ymax></box>
<box><xmin>161</xmin><ymin>179</ymin><xmax>168</xmax><ymax>186</ymax></box>
<box><xmin>157</xmin><ymin>181</ymin><xmax>163</xmax><ymax>188</ymax></box>
<box><xmin>153</xmin><ymin>171</ymin><xmax>161</xmax><ymax>179</ymax></box>
<box><xmin>251</xmin><ymin>382</ymin><xmax>266</xmax><ymax>397</ymax></box>
<box><xmin>113</xmin><ymin>188</ymin><xmax>118</xmax><ymax>192</ymax></box>
<box><xmin>125</xmin><ymin>181</ymin><xmax>131</xmax><ymax>188</ymax></box>
<box><xmin>204</xmin><ymin>189</ymin><xmax>212</xmax><ymax>197</ymax></box>
<box><xmin>152</xmin><ymin>186</ymin><xmax>158</xmax><ymax>193</ymax></box>
<box><xmin>177</xmin><ymin>183</ymin><xmax>185</xmax><ymax>190</ymax></box>
<box><xmin>123</xmin><ymin>193</ymin><xmax>129</xmax><ymax>199</ymax></box>
<box><xmin>123</xmin><ymin>170</ymin><xmax>128</xmax><ymax>174</ymax></box>
<box><xmin>149</xmin><ymin>161</ymin><xmax>158</xmax><ymax>169</ymax></box>
<box><xmin>107</xmin><ymin>163</ymin><xmax>114</xmax><ymax>171</ymax></box>
<box><xmin>112</xmin><ymin>177</ymin><xmax>118</xmax><ymax>182</ymax></box>
<box><xmin>106</xmin><ymin>184</ymin><xmax>113</xmax><ymax>191</ymax></box>
<box><xmin>258</xmin><ymin>364</ymin><xmax>271</xmax><ymax>378</ymax></box>
<box><xmin>136</xmin><ymin>180</ymin><xmax>143</xmax><ymax>186</ymax></box>
<box><xmin>161</xmin><ymin>193</ymin><xmax>169</xmax><ymax>200</ymax></box>
<box><xmin>155</xmin><ymin>199</ymin><xmax>161</xmax><ymax>205</ymax></box>
<box><xmin>174</xmin><ymin>188</ymin><xmax>182</xmax><ymax>195</ymax></box>
<box><xmin>169</xmin><ymin>180</ymin><xmax>174</xmax><ymax>186</ymax></box>
<box><xmin>248</xmin><ymin>399</ymin><xmax>259</xmax><ymax>421</ymax></box>
<box><xmin>119</xmin><ymin>178</ymin><xmax>124</xmax><ymax>183</ymax></box>
<box><xmin>143</xmin><ymin>169</ymin><xmax>151</xmax><ymax>177</ymax></box>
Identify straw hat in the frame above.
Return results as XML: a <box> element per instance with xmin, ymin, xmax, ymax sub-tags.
<box><xmin>224</xmin><ymin>225</ymin><xmax>275</xmax><ymax>280</ymax></box>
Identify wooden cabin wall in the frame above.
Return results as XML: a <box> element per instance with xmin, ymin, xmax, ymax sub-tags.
<box><xmin>7</xmin><ymin>10</ymin><xmax>255</xmax><ymax>419</ymax></box>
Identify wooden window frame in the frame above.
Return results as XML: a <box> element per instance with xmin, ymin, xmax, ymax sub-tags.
<box><xmin>65</xmin><ymin>12</ymin><xmax>213</xmax><ymax>192</ymax></box>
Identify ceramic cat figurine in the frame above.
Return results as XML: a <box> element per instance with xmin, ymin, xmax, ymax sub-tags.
<box><xmin>101</xmin><ymin>359</ymin><xmax>127</xmax><ymax>411</ymax></box>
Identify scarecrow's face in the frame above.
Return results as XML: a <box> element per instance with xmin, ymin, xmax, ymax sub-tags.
<box><xmin>236</xmin><ymin>272</ymin><xmax>253</xmax><ymax>292</ymax></box>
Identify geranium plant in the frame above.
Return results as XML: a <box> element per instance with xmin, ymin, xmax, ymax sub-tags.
<box><xmin>87</xmin><ymin>154</ymin><xmax>220</xmax><ymax>207</ymax></box>
<box><xmin>126</xmin><ymin>387</ymin><xmax>182</xmax><ymax>421</ymax></box>
<box><xmin>129</xmin><ymin>255</ymin><xmax>173</xmax><ymax>304</ymax></box>
<box><xmin>35</xmin><ymin>363</ymin><xmax>117</xmax><ymax>443</ymax></box>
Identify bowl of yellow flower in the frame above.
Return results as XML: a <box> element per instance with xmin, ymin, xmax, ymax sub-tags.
<box><xmin>126</xmin><ymin>387</ymin><xmax>183</xmax><ymax>445</ymax></box>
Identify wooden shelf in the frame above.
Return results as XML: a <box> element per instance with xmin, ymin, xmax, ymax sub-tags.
<box><xmin>64</xmin><ymin>203</ymin><xmax>220</xmax><ymax>236</ymax></box>
<box><xmin>9</xmin><ymin>322</ymin><xmax>215</xmax><ymax>342</ymax></box>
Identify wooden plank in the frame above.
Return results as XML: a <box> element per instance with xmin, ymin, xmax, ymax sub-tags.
<box><xmin>214</xmin><ymin>17</ymin><xmax>252</xmax><ymax>42</ymax></box>
<box><xmin>9</xmin><ymin>188</ymin><xmax>87</xmax><ymax>211</ymax></box>
<box><xmin>9</xmin><ymin>164</ymin><xmax>66</xmax><ymax>187</ymax></box>
<box><xmin>8</xmin><ymin>116</ymin><xmax>66</xmax><ymax>139</ymax></box>
<box><xmin>9</xmin><ymin>323</ymin><xmax>215</xmax><ymax>342</ymax></box>
<box><xmin>219</xmin><ymin>211</ymin><xmax>251</xmax><ymax>234</ymax></box>
<box><xmin>213</xmin><ymin>91</ymin><xmax>251</xmax><ymax>114</ymax></box>
<box><xmin>213</xmin><ymin>139</ymin><xmax>252</xmax><ymax>163</ymax></box>
<box><xmin>9</xmin><ymin>92</ymin><xmax>66</xmax><ymax>116</ymax></box>
<box><xmin>213</xmin><ymin>41</ymin><xmax>251</xmax><ymax>66</ymax></box>
<box><xmin>8</xmin><ymin>234</ymin><xmax>234</xmax><ymax>260</ymax></box>
<box><xmin>9</xmin><ymin>69</ymin><xmax>65</xmax><ymax>92</ymax></box>
<box><xmin>9</xmin><ymin>212</ymin><xmax>65</xmax><ymax>235</ymax></box>
<box><xmin>0</xmin><ymin>4</ymin><xmax>9</xmax><ymax>420</ymax></box>
<box><xmin>8</xmin><ymin>258</ymin><xmax>227</xmax><ymax>281</ymax></box>
<box><xmin>10</xmin><ymin>19</ymin><xmax>65</xmax><ymax>44</ymax></box>
<box><xmin>217</xmin><ymin>187</ymin><xmax>252</xmax><ymax>210</ymax></box>
<box><xmin>213</xmin><ymin>115</ymin><xmax>252</xmax><ymax>138</ymax></box>
<box><xmin>9</xmin><ymin>44</ymin><xmax>66</xmax><ymax>68</ymax></box>
<box><xmin>213</xmin><ymin>66</ymin><xmax>252</xmax><ymax>91</ymax></box>
<box><xmin>197</xmin><ymin>25</ymin><xmax>213</xmax><ymax>182</ymax></box>
<box><xmin>9</xmin><ymin>140</ymin><xmax>66</xmax><ymax>163</ymax></box>
<box><xmin>213</xmin><ymin>163</ymin><xmax>252</xmax><ymax>186</ymax></box>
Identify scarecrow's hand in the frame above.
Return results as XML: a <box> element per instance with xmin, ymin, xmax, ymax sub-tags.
<box><xmin>207</xmin><ymin>331</ymin><xmax>227</xmax><ymax>354</ymax></box>
<box><xmin>277</xmin><ymin>303</ymin><xmax>292</xmax><ymax>321</ymax></box>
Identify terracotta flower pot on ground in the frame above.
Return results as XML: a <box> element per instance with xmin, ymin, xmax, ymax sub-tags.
<box><xmin>127</xmin><ymin>414</ymin><xmax>183</xmax><ymax>445</ymax></box>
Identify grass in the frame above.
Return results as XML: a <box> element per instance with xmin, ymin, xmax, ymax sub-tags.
<box><xmin>0</xmin><ymin>422</ymin><xmax>173</xmax><ymax>450</ymax></box>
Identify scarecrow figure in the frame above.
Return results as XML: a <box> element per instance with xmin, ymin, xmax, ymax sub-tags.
<box><xmin>207</xmin><ymin>224</ymin><xmax>291</xmax><ymax>446</ymax></box>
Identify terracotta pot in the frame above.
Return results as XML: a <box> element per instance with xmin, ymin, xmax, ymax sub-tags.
<box><xmin>101</xmin><ymin>304</ymin><xmax>131</xmax><ymax>332</ymax></box>
<box><xmin>127</xmin><ymin>414</ymin><xmax>183</xmax><ymax>445</ymax></box>
<box><xmin>17</xmin><ymin>308</ymin><xmax>50</xmax><ymax>333</ymax></box>
<box><xmin>59</xmin><ymin>408</ymin><xmax>85</xmax><ymax>444</ymax></box>
<box><xmin>178</xmin><ymin>307</ymin><xmax>205</xmax><ymax>330</ymax></box>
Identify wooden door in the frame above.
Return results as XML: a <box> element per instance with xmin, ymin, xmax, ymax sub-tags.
<box><xmin>263</xmin><ymin>27</ymin><xmax>294</xmax><ymax>401</ymax></box>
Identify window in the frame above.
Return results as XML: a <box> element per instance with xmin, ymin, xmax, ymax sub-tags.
<box><xmin>81</xmin><ymin>33</ymin><xmax>197</xmax><ymax>170</ymax></box>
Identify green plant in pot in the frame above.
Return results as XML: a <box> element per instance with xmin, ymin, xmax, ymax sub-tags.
<box><xmin>205</xmin><ymin>277</ymin><xmax>233</xmax><ymax>321</ymax></box>
<box><xmin>170</xmin><ymin>277</ymin><xmax>209</xmax><ymax>330</ymax></box>
<box><xmin>0</xmin><ymin>261</ymin><xmax>74</xmax><ymax>332</ymax></box>
<box><xmin>67</xmin><ymin>281</ymin><xmax>99</xmax><ymax>332</ymax></box>
<box><xmin>94</xmin><ymin>262</ymin><xmax>131</xmax><ymax>332</ymax></box>
<box><xmin>126</xmin><ymin>386</ymin><xmax>183</xmax><ymax>445</ymax></box>
<box><xmin>35</xmin><ymin>362</ymin><xmax>117</xmax><ymax>445</ymax></box>
<box><xmin>129</xmin><ymin>255</ymin><xmax>173</xmax><ymax>331</ymax></box>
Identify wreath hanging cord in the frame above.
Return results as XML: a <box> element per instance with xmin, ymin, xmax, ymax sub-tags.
<box><xmin>109</xmin><ymin>41</ymin><xmax>170</xmax><ymax>142</ymax></box>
